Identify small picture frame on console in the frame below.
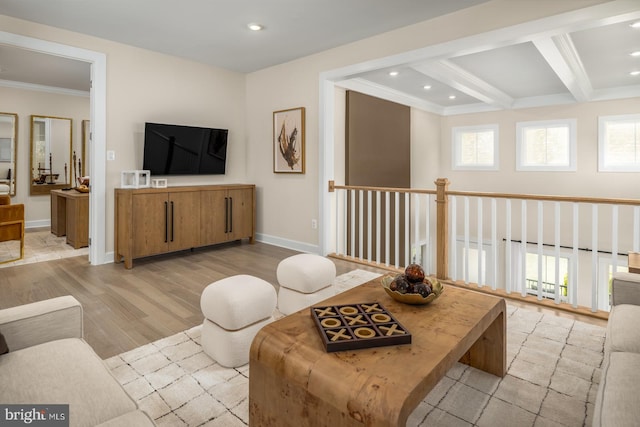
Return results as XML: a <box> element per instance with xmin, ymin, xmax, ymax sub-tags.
<box><xmin>273</xmin><ymin>107</ymin><xmax>305</xmax><ymax>174</ymax></box>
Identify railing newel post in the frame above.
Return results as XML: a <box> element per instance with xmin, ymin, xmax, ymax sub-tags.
<box><xmin>435</xmin><ymin>178</ymin><xmax>450</xmax><ymax>280</ymax></box>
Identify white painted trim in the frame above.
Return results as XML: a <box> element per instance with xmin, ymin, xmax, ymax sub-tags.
<box><xmin>25</xmin><ymin>220</ymin><xmax>51</xmax><ymax>229</ymax></box>
<box><xmin>255</xmin><ymin>233</ymin><xmax>320</xmax><ymax>255</ymax></box>
<box><xmin>598</xmin><ymin>113</ymin><xmax>640</xmax><ymax>172</ymax></box>
<box><xmin>515</xmin><ymin>118</ymin><xmax>577</xmax><ymax>172</ymax></box>
<box><xmin>0</xmin><ymin>79</ymin><xmax>89</xmax><ymax>97</ymax></box>
<box><xmin>318</xmin><ymin>78</ymin><xmax>335</xmax><ymax>256</ymax></box>
<box><xmin>0</xmin><ymin>31</ymin><xmax>108</xmax><ymax>265</ymax></box>
<box><xmin>451</xmin><ymin>124</ymin><xmax>500</xmax><ymax>171</ymax></box>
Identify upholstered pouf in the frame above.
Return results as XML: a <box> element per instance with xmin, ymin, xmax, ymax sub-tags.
<box><xmin>276</xmin><ymin>254</ymin><xmax>337</xmax><ymax>315</ymax></box>
<box><xmin>200</xmin><ymin>274</ymin><xmax>277</xmax><ymax>367</ymax></box>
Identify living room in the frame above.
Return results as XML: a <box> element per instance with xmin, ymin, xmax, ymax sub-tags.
<box><xmin>1</xmin><ymin>1</ymin><xmax>640</xmax><ymax>426</ymax></box>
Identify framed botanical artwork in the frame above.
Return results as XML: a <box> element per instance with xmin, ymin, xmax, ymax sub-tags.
<box><xmin>273</xmin><ymin>107</ymin><xmax>305</xmax><ymax>173</ymax></box>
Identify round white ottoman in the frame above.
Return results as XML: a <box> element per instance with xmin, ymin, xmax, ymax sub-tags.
<box><xmin>276</xmin><ymin>254</ymin><xmax>337</xmax><ymax>315</ymax></box>
<box><xmin>200</xmin><ymin>274</ymin><xmax>277</xmax><ymax>367</ymax></box>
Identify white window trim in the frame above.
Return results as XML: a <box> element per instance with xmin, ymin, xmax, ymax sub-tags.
<box><xmin>516</xmin><ymin>119</ymin><xmax>577</xmax><ymax>172</ymax></box>
<box><xmin>598</xmin><ymin>114</ymin><xmax>640</xmax><ymax>172</ymax></box>
<box><xmin>451</xmin><ymin>124</ymin><xmax>499</xmax><ymax>171</ymax></box>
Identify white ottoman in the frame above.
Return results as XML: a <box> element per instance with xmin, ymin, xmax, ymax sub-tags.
<box><xmin>276</xmin><ymin>254</ymin><xmax>337</xmax><ymax>315</ymax></box>
<box><xmin>200</xmin><ymin>274</ymin><xmax>277</xmax><ymax>367</ymax></box>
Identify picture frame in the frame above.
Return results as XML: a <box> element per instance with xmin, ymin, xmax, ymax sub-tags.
<box><xmin>273</xmin><ymin>107</ymin><xmax>305</xmax><ymax>173</ymax></box>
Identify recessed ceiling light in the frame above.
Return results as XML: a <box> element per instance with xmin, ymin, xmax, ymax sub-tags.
<box><xmin>631</xmin><ymin>51</ymin><xmax>640</xmax><ymax>57</ymax></box>
<box><xmin>631</xmin><ymin>21</ymin><xmax>640</xmax><ymax>28</ymax></box>
<box><xmin>248</xmin><ymin>23</ymin><xmax>263</xmax><ymax>31</ymax></box>
<box><xmin>423</xmin><ymin>85</ymin><xmax>432</xmax><ymax>90</ymax></box>
<box><xmin>389</xmin><ymin>71</ymin><xmax>399</xmax><ymax>76</ymax></box>
<box><xmin>449</xmin><ymin>95</ymin><xmax>456</xmax><ymax>100</ymax></box>
<box><xmin>631</xmin><ymin>71</ymin><xmax>640</xmax><ymax>76</ymax></box>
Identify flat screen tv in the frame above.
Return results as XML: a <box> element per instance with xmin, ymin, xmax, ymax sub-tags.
<box><xmin>143</xmin><ymin>122</ymin><xmax>228</xmax><ymax>175</ymax></box>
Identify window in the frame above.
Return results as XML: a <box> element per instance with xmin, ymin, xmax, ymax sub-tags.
<box><xmin>452</xmin><ymin>125</ymin><xmax>498</xmax><ymax>170</ymax></box>
<box><xmin>598</xmin><ymin>114</ymin><xmax>640</xmax><ymax>172</ymax></box>
<box><xmin>516</xmin><ymin>119</ymin><xmax>576</xmax><ymax>171</ymax></box>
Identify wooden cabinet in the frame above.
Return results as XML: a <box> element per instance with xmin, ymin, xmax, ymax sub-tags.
<box><xmin>115</xmin><ymin>184</ymin><xmax>255</xmax><ymax>269</ymax></box>
<box><xmin>200</xmin><ymin>187</ymin><xmax>254</xmax><ymax>245</ymax></box>
<box><xmin>50</xmin><ymin>189</ymin><xmax>89</xmax><ymax>249</ymax></box>
<box><xmin>130</xmin><ymin>191</ymin><xmax>200</xmax><ymax>258</ymax></box>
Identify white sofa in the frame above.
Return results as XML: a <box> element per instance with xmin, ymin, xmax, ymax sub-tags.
<box><xmin>593</xmin><ymin>272</ymin><xmax>640</xmax><ymax>426</ymax></box>
<box><xmin>0</xmin><ymin>296</ymin><xmax>155</xmax><ymax>427</ymax></box>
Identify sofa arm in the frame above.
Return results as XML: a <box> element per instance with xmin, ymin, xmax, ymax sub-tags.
<box><xmin>0</xmin><ymin>296</ymin><xmax>83</xmax><ymax>352</ymax></box>
<box><xmin>611</xmin><ymin>272</ymin><xmax>640</xmax><ymax>306</ymax></box>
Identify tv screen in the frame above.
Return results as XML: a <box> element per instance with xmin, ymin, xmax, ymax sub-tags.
<box><xmin>143</xmin><ymin>122</ymin><xmax>228</xmax><ymax>175</ymax></box>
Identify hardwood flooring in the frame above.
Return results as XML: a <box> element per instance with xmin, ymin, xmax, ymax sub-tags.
<box><xmin>0</xmin><ymin>241</ymin><xmax>387</xmax><ymax>359</ymax></box>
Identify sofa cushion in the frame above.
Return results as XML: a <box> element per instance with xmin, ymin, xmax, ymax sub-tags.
<box><xmin>593</xmin><ymin>352</ymin><xmax>640</xmax><ymax>427</ymax></box>
<box><xmin>606</xmin><ymin>304</ymin><xmax>640</xmax><ymax>353</ymax></box>
<box><xmin>0</xmin><ymin>338</ymin><xmax>139</xmax><ymax>426</ymax></box>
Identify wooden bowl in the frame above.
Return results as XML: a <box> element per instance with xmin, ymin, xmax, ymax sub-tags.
<box><xmin>75</xmin><ymin>186</ymin><xmax>90</xmax><ymax>193</ymax></box>
<box><xmin>381</xmin><ymin>274</ymin><xmax>444</xmax><ymax>305</ymax></box>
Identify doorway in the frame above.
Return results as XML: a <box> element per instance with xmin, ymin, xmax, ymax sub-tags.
<box><xmin>0</xmin><ymin>30</ymin><xmax>107</xmax><ymax>265</ymax></box>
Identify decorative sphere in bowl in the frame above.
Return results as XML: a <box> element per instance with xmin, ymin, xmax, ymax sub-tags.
<box><xmin>381</xmin><ymin>274</ymin><xmax>444</xmax><ymax>305</ymax></box>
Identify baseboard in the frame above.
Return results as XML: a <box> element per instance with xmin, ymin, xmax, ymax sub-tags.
<box><xmin>255</xmin><ymin>233</ymin><xmax>319</xmax><ymax>255</ymax></box>
<box><xmin>26</xmin><ymin>220</ymin><xmax>51</xmax><ymax>229</ymax></box>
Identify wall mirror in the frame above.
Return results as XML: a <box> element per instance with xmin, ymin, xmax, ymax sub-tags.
<box><xmin>30</xmin><ymin>115</ymin><xmax>72</xmax><ymax>195</ymax></box>
<box><xmin>0</xmin><ymin>112</ymin><xmax>18</xmax><ymax>196</ymax></box>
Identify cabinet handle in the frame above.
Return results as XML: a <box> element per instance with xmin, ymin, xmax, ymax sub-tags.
<box><xmin>164</xmin><ymin>201</ymin><xmax>168</xmax><ymax>243</ymax></box>
<box><xmin>223</xmin><ymin>197</ymin><xmax>228</xmax><ymax>233</ymax></box>
<box><xmin>171</xmin><ymin>201</ymin><xmax>175</xmax><ymax>242</ymax></box>
<box><xmin>229</xmin><ymin>197</ymin><xmax>233</xmax><ymax>233</ymax></box>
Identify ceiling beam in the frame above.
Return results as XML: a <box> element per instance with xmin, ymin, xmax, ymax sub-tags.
<box><xmin>411</xmin><ymin>60</ymin><xmax>514</xmax><ymax>109</ymax></box>
<box><xmin>533</xmin><ymin>34</ymin><xmax>593</xmax><ymax>103</ymax></box>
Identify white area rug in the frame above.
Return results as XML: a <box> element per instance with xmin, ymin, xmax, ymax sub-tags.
<box><xmin>105</xmin><ymin>269</ymin><xmax>605</xmax><ymax>427</ymax></box>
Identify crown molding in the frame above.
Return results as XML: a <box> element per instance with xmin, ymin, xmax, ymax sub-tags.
<box><xmin>0</xmin><ymin>78</ymin><xmax>89</xmax><ymax>97</ymax></box>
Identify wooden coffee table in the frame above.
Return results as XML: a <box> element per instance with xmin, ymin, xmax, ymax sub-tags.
<box><xmin>249</xmin><ymin>276</ymin><xmax>506</xmax><ymax>427</ymax></box>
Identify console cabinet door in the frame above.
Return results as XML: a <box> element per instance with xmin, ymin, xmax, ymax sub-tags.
<box><xmin>200</xmin><ymin>189</ymin><xmax>228</xmax><ymax>245</ymax></box>
<box><xmin>168</xmin><ymin>191</ymin><xmax>201</xmax><ymax>251</ymax></box>
<box><xmin>132</xmin><ymin>192</ymin><xmax>169</xmax><ymax>258</ymax></box>
<box><xmin>227</xmin><ymin>188</ymin><xmax>254</xmax><ymax>241</ymax></box>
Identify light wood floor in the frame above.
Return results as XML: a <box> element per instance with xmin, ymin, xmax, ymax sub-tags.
<box><xmin>0</xmin><ymin>240</ymin><xmax>606</xmax><ymax>359</ymax></box>
<box><xmin>0</xmin><ymin>241</ymin><xmax>388</xmax><ymax>359</ymax></box>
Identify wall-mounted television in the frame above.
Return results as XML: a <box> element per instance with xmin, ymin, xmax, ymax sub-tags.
<box><xmin>143</xmin><ymin>122</ymin><xmax>228</xmax><ymax>175</ymax></box>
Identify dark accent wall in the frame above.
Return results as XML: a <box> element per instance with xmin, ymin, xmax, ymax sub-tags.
<box><xmin>345</xmin><ymin>90</ymin><xmax>410</xmax><ymax>187</ymax></box>
<box><xmin>345</xmin><ymin>91</ymin><xmax>410</xmax><ymax>264</ymax></box>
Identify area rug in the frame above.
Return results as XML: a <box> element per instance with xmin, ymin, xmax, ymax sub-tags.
<box><xmin>0</xmin><ymin>228</ymin><xmax>88</xmax><ymax>268</ymax></box>
<box><xmin>105</xmin><ymin>269</ymin><xmax>605</xmax><ymax>427</ymax></box>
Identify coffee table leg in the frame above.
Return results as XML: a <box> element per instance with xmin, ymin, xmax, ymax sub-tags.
<box><xmin>466</xmin><ymin>310</ymin><xmax>506</xmax><ymax>377</ymax></box>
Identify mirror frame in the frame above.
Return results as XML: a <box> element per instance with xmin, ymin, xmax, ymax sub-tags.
<box><xmin>0</xmin><ymin>112</ymin><xmax>18</xmax><ymax>197</ymax></box>
<box><xmin>30</xmin><ymin>115</ymin><xmax>73</xmax><ymax>196</ymax></box>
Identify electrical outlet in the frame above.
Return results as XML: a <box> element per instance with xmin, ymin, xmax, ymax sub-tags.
<box><xmin>107</xmin><ymin>150</ymin><xmax>116</xmax><ymax>161</ymax></box>
<box><xmin>311</xmin><ymin>219</ymin><xmax>318</xmax><ymax>229</ymax></box>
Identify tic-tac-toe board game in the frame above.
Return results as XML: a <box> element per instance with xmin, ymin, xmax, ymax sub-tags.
<box><xmin>310</xmin><ymin>302</ymin><xmax>412</xmax><ymax>352</ymax></box>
